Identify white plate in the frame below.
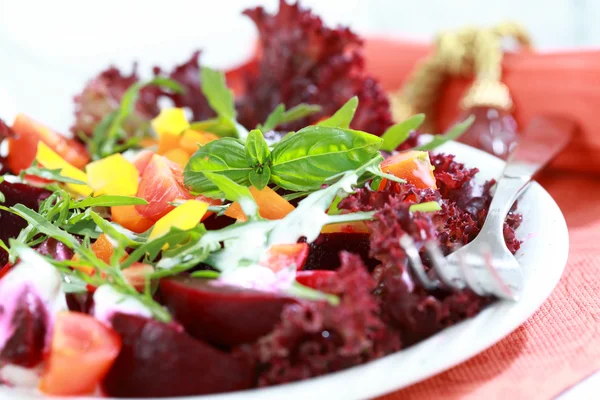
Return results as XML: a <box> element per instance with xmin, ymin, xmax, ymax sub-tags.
<box><xmin>0</xmin><ymin>141</ymin><xmax>568</xmax><ymax>400</ymax></box>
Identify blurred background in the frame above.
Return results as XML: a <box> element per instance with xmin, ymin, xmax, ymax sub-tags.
<box><xmin>0</xmin><ymin>0</ymin><xmax>599</xmax><ymax>131</ymax></box>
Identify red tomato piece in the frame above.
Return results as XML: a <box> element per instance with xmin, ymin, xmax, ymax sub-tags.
<box><xmin>131</xmin><ymin>150</ymin><xmax>155</xmax><ymax>176</ymax></box>
<box><xmin>135</xmin><ymin>154</ymin><xmax>193</xmax><ymax>221</ymax></box>
<box><xmin>7</xmin><ymin>114</ymin><xmax>90</xmax><ymax>173</ymax></box>
<box><xmin>260</xmin><ymin>243</ymin><xmax>309</xmax><ymax>273</ymax></box>
<box><xmin>39</xmin><ymin>312</ymin><xmax>121</xmax><ymax>396</ymax></box>
<box><xmin>0</xmin><ymin>263</ymin><xmax>11</xmax><ymax>280</ymax></box>
<box><xmin>295</xmin><ymin>270</ymin><xmax>336</xmax><ymax>289</ymax></box>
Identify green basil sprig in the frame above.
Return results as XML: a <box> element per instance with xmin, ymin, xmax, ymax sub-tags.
<box><xmin>184</xmin><ymin>125</ymin><xmax>383</xmax><ymax>194</ymax></box>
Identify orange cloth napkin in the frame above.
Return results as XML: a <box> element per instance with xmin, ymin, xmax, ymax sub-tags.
<box><xmin>364</xmin><ymin>39</ymin><xmax>600</xmax><ymax>399</ymax></box>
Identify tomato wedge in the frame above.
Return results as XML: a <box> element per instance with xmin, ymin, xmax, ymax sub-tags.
<box><xmin>39</xmin><ymin>312</ymin><xmax>121</xmax><ymax>396</ymax></box>
<box><xmin>380</xmin><ymin>150</ymin><xmax>437</xmax><ymax>190</ymax></box>
<box><xmin>296</xmin><ymin>270</ymin><xmax>336</xmax><ymax>289</ymax></box>
<box><xmin>131</xmin><ymin>150</ymin><xmax>155</xmax><ymax>176</ymax></box>
<box><xmin>135</xmin><ymin>154</ymin><xmax>193</xmax><ymax>221</ymax></box>
<box><xmin>7</xmin><ymin>114</ymin><xmax>90</xmax><ymax>173</ymax></box>
<box><xmin>260</xmin><ymin>243</ymin><xmax>309</xmax><ymax>273</ymax></box>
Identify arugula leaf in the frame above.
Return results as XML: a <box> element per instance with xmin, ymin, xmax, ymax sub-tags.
<box><xmin>409</xmin><ymin>201</ymin><xmax>442</xmax><ymax>213</ymax></box>
<box><xmin>203</xmin><ymin>172</ymin><xmax>259</xmax><ymax>220</ymax></box>
<box><xmin>71</xmin><ymin>195</ymin><xmax>147</xmax><ymax>209</ymax></box>
<box><xmin>317</xmin><ymin>96</ymin><xmax>358</xmax><ymax>129</ymax></box>
<box><xmin>380</xmin><ymin>114</ymin><xmax>425</xmax><ymax>152</ymax></box>
<box><xmin>89</xmin><ymin>77</ymin><xmax>183</xmax><ymax>160</ymax></box>
<box><xmin>286</xmin><ymin>281</ymin><xmax>339</xmax><ymax>306</ymax></box>
<box><xmin>20</xmin><ymin>162</ymin><xmax>87</xmax><ymax>185</ymax></box>
<box><xmin>249</xmin><ymin>166</ymin><xmax>271</xmax><ymax>190</ymax></box>
<box><xmin>415</xmin><ymin>115</ymin><xmax>475</xmax><ymax>151</ymax></box>
<box><xmin>245</xmin><ymin>129</ymin><xmax>271</xmax><ymax>166</ymax></box>
<box><xmin>9</xmin><ymin>204</ymin><xmax>80</xmax><ymax>248</ymax></box>
<box><xmin>188</xmin><ymin>119</ymin><xmax>237</xmax><ymax>138</ymax></box>
<box><xmin>260</xmin><ymin>103</ymin><xmax>322</xmax><ymax>132</ymax></box>
<box><xmin>270</xmin><ymin>125</ymin><xmax>382</xmax><ymax>191</ymax></box>
<box><xmin>200</xmin><ymin>67</ymin><xmax>248</xmax><ymax>140</ymax></box>
<box><xmin>89</xmin><ymin>211</ymin><xmax>144</xmax><ymax>248</ymax></box>
<box><xmin>190</xmin><ymin>270</ymin><xmax>220</xmax><ymax>279</ymax></box>
<box><xmin>0</xmin><ymin>176</ymin><xmax>5</xmax><ymax>203</ymax></box>
<box><xmin>184</xmin><ymin>137</ymin><xmax>253</xmax><ymax>195</ymax></box>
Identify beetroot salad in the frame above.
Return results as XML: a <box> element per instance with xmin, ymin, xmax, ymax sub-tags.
<box><xmin>0</xmin><ymin>1</ymin><xmax>522</xmax><ymax>397</ymax></box>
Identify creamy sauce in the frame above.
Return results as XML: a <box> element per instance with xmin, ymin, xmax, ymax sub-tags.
<box><xmin>92</xmin><ymin>285</ymin><xmax>153</xmax><ymax>326</ymax></box>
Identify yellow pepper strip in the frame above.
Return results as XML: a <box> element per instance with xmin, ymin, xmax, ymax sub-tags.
<box><xmin>151</xmin><ymin>108</ymin><xmax>189</xmax><ymax>136</ymax></box>
<box><xmin>86</xmin><ymin>154</ymin><xmax>139</xmax><ymax>196</ymax></box>
<box><xmin>35</xmin><ymin>142</ymin><xmax>92</xmax><ymax>196</ymax></box>
<box><xmin>149</xmin><ymin>199</ymin><xmax>209</xmax><ymax>241</ymax></box>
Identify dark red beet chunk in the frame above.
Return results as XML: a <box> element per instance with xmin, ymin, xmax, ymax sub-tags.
<box><xmin>304</xmin><ymin>232</ymin><xmax>379</xmax><ymax>271</ymax></box>
<box><xmin>0</xmin><ymin>181</ymin><xmax>49</xmax><ymax>265</ymax></box>
<box><xmin>159</xmin><ymin>277</ymin><xmax>295</xmax><ymax>348</ymax></box>
<box><xmin>102</xmin><ymin>313</ymin><xmax>254</xmax><ymax>398</ymax></box>
<box><xmin>0</xmin><ymin>287</ymin><xmax>47</xmax><ymax>367</ymax></box>
<box><xmin>36</xmin><ymin>237</ymin><xmax>74</xmax><ymax>261</ymax></box>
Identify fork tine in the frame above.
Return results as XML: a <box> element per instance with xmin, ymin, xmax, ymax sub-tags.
<box><xmin>399</xmin><ymin>235</ymin><xmax>438</xmax><ymax>290</ymax></box>
<box><xmin>424</xmin><ymin>241</ymin><xmax>463</xmax><ymax>290</ymax></box>
<box><xmin>456</xmin><ymin>252</ymin><xmax>487</xmax><ymax>296</ymax></box>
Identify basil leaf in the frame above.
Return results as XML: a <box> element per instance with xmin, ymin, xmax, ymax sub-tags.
<box><xmin>71</xmin><ymin>195</ymin><xmax>147</xmax><ymax>209</ymax></box>
<box><xmin>21</xmin><ymin>163</ymin><xmax>87</xmax><ymax>185</ymax></box>
<box><xmin>409</xmin><ymin>201</ymin><xmax>442</xmax><ymax>213</ymax></box>
<box><xmin>260</xmin><ymin>103</ymin><xmax>322</xmax><ymax>132</ymax></box>
<box><xmin>317</xmin><ymin>96</ymin><xmax>358</xmax><ymax>129</ymax></box>
<box><xmin>415</xmin><ymin>115</ymin><xmax>475</xmax><ymax>151</ymax></box>
<box><xmin>200</xmin><ymin>67</ymin><xmax>248</xmax><ymax>140</ymax></box>
<box><xmin>249</xmin><ymin>165</ymin><xmax>271</xmax><ymax>190</ymax></box>
<box><xmin>380</xmin><ymin>114</ymin><xmax>425</xmax><ymax>152</ymax></box>
<box><xmin>270</xmin><ymin>125</ymin><xmax>382</xmax><ymax>191</ymax></box>
<box><xmin>245</xmin><ymin>129</ymin><xmax>271</xmax><ymax>166</ymax></box>
<box><xmin>184</xmin><ymin>137</ymin><xmax>253</xmax><ymax>195</ymax></box>
<box><xmin>203</xmin><ymin>172</ymin><xmax>258</xmax><ymax>219</ymax></box>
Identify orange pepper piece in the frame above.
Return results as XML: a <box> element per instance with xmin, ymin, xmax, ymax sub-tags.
<box><xmin>379</xmin><ymin>150</ymin><xmax>437</xmax><ymax>190</ymax></box>
<box><xmin>157</xmin><ymin>133</ymin><xmax>182</xmax><ymax>155</ymax></box>
<box><xmin>71</xmin><ymin>234</ymin><xmax>115</xmax><ymax>276</ymax></box>
<box><xmin>179</xmin><ymin>130</ymin><xmax>219</xmax><ymax>154</ymax></box>
<box><xmin>162</xmin><ymin>148</ymin><xmax>190</xmax><ymax>168</ymax></box>
<box><xmin>111</xmin><ymin>205</ymin><xmax>155</xmax><ymax>234</ymax></box>
<box><xmin>224</xmin><ymin>186</ymin><xmax>294</xmax><ymax>222</ymax></box>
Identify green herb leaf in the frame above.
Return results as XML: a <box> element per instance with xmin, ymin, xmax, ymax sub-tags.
<box><xmin>409</xmin><ymin>201</ymin><xmax>442</xmax><ymax>213</ymax></box>
<box><xmin>286</xmin><ymin>281</ymin><xmax>339</xmax><ymax>306</ymax></box>
<box><xmin>270</xmin><ymin>125</ymin><xmax>382</xmax><ymax>191</ymax></box>
<box><xmin>89</xmin><ymin>211</ymin><xmax>144</xmax><ymax>248</ymax></box>
<box><xmin>245</xmin><ymin>129</ymin><xmax>271</xmax><ymax>166</ymax></box>
<box><xmin>184</xmin><ymin>137</ymin><xmax>253</xmax><ymax>195</ymax></box>
<box><xmin>0</xmin><ymin>176</ymin><xmax>5</xmax><ymax>203</ymax></box>
<box><xmin>71</xmin><ymin>195</ymin><xmax>147</xmax><ymax>209</ymax></box>
<box><xmin>317</xmin><ymin>96</ymin><xmax>358</xmax><ymax>129</ymax></box>
<box><xmin>89</xmin><ymin>77</ymin><xmax>183</xmax><ymax>160</ymax></box>
<box><xmin>9</xmin><ymin>204</ymin><xmax>80</xmax><ymax>248</ymax></box>
<box><xmin>200</xmin><ymin>67</ymin><xmax>248</xmax><ymax>140</ymax></box>
<box><xmin>260</xmin><ymin>103</ymin><xmax>322</xmax><ymax>132</ymax></box>
<box><xmin>415</xmin><ymin>115</ymin><xmax>475</xmax><ymax>151</ymax></box>
<box><xmin>380</xmin><ymin>114</ymin><xmax>425</xmax><ymax>152</ymax></box>
<box><xmin>203</xmin><ymin>172</ymin><xmax>259</xmax><ymax>219</ymax></box>
<box><xmin>249</xmin><ymin>166</ymin><xmax>271</xmax><ymax>190</ymax></box>
<box><xmin>188</xmin><ymin>118</ymin><xmax>237</xmax><ymax>138</ymax></box>
<box><xmin>21</xmin><ymin>163</ymin><xmax>87</xmax><ymax>185</ymax></box>
<box><xmin>190</xmin><ymin>270</ymin><xmax>220</xmax><ymax>279</ymax></box>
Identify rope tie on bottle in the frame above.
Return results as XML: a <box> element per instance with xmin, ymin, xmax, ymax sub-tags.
<box><xmin>390</xmin><ymin>22</ymin><xmax>531</xmax><ymax>132</ymax></box>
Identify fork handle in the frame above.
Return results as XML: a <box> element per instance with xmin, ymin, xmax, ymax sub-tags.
<box><xmin>480</xmin><ymin>116</ymin><xmax>576</xmax><ymax>234</ymax></box>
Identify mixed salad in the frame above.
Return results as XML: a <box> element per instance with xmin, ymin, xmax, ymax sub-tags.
<box><xmin>0</xmin><ymin>1</ymin><xmax>523</xmax><ymax>397</ymax></box>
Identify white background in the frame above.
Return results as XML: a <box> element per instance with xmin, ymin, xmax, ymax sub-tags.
<box><xmin>0</xmin><ymin>0</ymin><xmax>598</xmax><ymax>398</ymax></box>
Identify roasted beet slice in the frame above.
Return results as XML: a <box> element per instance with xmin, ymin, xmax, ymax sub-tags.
<box><xmin>102</xmin><ymin>313</ymin><xmax>254</xmax><ymax>398</ymax></box>
<box><xmin>0</xmin><ymin>287</ymin><xmax>48</xmax><ymax>367</ymax></box>
<box><xmin>304</xmin><ymin>233</ymin><xmax>379</xmax><ymax>271</ymax></box>
<box><xmin>159</xmin><ymin>277</ymin><xmax>294</xmax><ymax>348</ymax></box>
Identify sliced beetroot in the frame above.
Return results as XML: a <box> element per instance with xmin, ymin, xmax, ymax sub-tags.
<box><xmin>0</xmin><ymin>287</ymin><xmax>48</xmax><ymax>367</ymax></box>
<box><xmin>102</xmin><ymin>313</ymin><xmax>254</xmax><ymax>397</ymax></box>
<box><xmin>159</xmin><ymin>277</ymin><xmax>295</xmax><ymax>348</ymax></box>
<box><xmin>304</xmin><ymin>233</ymin><xmax>379</xmax><ymax>271</ymax></box>
<box><xmin>0</xmin><ymin>181</ymin><xmax>49</xmax><ymax>265</ymax></box>
<box><xmin>36</xmin><ymin>237</ymin><xmax>74</xmax><ymax>262</ymax></box>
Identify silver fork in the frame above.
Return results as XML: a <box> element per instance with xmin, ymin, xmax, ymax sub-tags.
<box><xmin>401</xmin><ymin>116</ymin><xmax>576</xmax><ymax>300</ymax></box>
